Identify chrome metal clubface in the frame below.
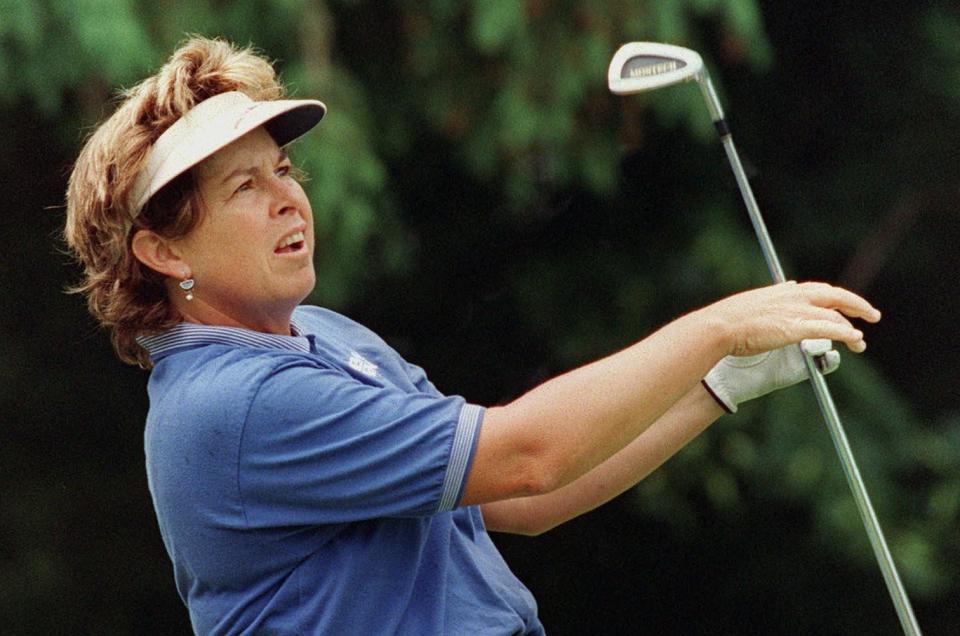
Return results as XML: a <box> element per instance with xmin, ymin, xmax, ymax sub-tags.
<box><xmin>607</xmin><ymin>42</ymin><xmax>703</xmax><ymax>94</ymax></box>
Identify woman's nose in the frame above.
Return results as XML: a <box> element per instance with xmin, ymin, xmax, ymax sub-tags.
<box><xmin>267</xmin><ymin>176</ymin><xmax>297</xmax><ymax>216</ymax></box>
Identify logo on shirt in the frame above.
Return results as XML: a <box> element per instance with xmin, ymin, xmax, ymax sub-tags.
<box><xmin>348</xmin><ymin>351</ymin><xmax>379</xmax><ymax>378</ymax></box>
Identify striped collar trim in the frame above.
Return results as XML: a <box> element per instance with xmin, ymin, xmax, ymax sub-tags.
<box><xmin>137</xmin><ymin>318</ymin><xmax>311</xmax><ymax>359</ymax></box>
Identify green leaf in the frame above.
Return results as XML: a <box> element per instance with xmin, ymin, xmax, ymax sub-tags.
<box><xmin>470</xmin><ymin>0</ymin><xmax>524</xmax><ymax>53</ymax></box>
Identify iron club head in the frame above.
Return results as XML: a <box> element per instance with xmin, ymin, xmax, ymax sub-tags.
<box><xmin>607</xmin><ymin>42</ymin><xmax>704</xmax><ymax>94</ymax></box>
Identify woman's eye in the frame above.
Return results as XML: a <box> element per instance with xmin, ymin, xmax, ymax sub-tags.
<box><xmin>277</xmin><ymin>164</ymin><xmax>292</xmax><ymax>177</ymax></box>
<box><xmin>235</xmin><ymin>179</ymin><xmax>253</xmax><ymax>194</ymax></box>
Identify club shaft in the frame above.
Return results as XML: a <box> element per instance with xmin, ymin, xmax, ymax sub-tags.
<box><xmin>718</xmin><ymin>136</ymin><xmax>787</xmax><ymax>283</ymax></box>
<box><xmin>803</xmin><ymin>358</ymin><xmax>921</xmax><ymax>636</ymax></box>
<box><xmin>695</xmin><ymin>72</ymin><xmax>922</xmax><ymax>636</ymax></box>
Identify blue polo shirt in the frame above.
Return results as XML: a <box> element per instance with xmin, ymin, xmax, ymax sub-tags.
<box><xmin>141</xmin><ymin>306</ymin><xmax>543</xmax><ymax>635</ymax></box>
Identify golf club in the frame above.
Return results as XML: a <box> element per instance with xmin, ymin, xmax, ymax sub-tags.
<box><xmin>608</xmin><ymin>42</ymin><xmax>921</xmax><ymax>636</ymax></box>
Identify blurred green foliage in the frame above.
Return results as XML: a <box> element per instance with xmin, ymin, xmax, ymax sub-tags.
<box><xmin>3</xmin><ymin>0</ymin><xmax>960</xmax><ymax>633</ymax></box>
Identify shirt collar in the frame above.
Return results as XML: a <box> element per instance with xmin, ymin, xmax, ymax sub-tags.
<box><xmin>137</xmin><ymin>317</ymin><xmax>311</xmax><ymax>361</ymax></box>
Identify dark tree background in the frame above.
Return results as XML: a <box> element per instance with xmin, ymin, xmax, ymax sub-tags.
<box><xmin>2</xmin><ymin>1</ymin><xmax>958</xmax><ymax>634</ymax></box>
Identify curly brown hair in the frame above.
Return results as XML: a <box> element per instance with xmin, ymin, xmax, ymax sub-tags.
<box><xmin>64</xmin><ymin>36</ymin><xmax>287</xmax><ymax>367</ymax></box>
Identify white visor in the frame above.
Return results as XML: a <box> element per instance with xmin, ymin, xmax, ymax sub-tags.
<box><xmin>129</xmin><ymin>91</ymin><xmax>326</xmax><ymax>218</ymax></box>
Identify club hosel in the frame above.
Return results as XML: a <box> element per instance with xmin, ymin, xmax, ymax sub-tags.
<box><xmin>696</xmin><ymin>72</ymin><xmax>731</xmax><ymax>137</ymax></box>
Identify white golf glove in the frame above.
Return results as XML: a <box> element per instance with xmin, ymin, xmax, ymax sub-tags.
<box><xmin>702</xmin><ymin>339</ymin><xmax>840</xmax><ymax>413</ymax></box>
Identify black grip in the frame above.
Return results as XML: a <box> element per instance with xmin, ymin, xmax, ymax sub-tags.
<box><xmin>713</xmin><ymin>118</ymin><xmax>731</xmax><ymax>137</ymax></box>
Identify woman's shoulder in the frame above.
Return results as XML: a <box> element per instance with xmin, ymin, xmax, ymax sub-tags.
<box><xmin>145</xmin><ymin>345</ymin><xmax>341</xmax><ymax>447</ymax></box>
<box><xmin>148</xmin><ymin>344</ymin><xmax>324</xmax><ymax>408</ymax></box>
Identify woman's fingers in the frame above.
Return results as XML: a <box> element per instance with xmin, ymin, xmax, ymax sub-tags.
<box><xmin>800</xmin><ymin>318</ymin><xmax>865</xmax><ymax>352</ymax></box>
<box><xmin>718</xmin><ymin>281</ymin><xmax>880</xmax><ymax>356</ymax></box>
<box><xmin>797</xmin><ymin>282</ymin><xmax>881</xmax><ymax>323</ymax></box>
<box><xmin>796</xmin><ymin>303</ymin><xmax>870</xmax><ymax>351</ymax></box>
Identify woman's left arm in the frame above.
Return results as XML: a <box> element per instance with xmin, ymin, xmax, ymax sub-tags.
<box><xmin>480</xmin><ymin>383</ymin><xmax>724</xmax><ymax>536</ymax></box>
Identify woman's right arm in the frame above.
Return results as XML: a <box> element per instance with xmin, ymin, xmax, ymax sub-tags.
<box><xmin>460</xmin><ymin>281</ymin><xmax>880</xmax><ymax>506</ymax></box>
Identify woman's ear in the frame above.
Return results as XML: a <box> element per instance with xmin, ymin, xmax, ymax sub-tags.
<box><xmin>131</xmin><ymin>229</ymin><xmax>188</xmax><ymax>279</ymax></box>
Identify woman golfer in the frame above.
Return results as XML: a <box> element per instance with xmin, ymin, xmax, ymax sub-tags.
<box><xmin>65</xmin><ymin>37</ymin><xmax>880</xmax><ymax>635</ymax></box>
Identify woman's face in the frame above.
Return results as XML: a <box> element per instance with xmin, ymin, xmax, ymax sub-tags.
<box><xmin>175</xmin><ymin>126</ymin><xmax>316</xmax><ymax>329</ymax></box>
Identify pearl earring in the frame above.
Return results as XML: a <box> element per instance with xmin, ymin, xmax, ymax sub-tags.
<box><xmin>179</xmin><ymin>278</ymin><xmax>195</xmax><ymax>301</ymax></box>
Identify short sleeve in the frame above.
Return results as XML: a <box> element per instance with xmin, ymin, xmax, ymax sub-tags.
<box><xmin>237</xmin><ymin>360</ymin><xmax>483</xmax><ymax>528</ymax></box>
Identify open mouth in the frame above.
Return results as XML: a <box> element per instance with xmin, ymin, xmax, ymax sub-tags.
<box><xmin>275</xmin><ymin>230</ymin><xmax>306</xmax><ymax>254</ymax></box>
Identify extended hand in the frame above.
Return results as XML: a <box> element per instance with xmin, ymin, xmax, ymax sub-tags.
<box><xmin>703</xmin><ymin>281</ymin><xmax>881</xmax><ymax>356</ymax></box>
